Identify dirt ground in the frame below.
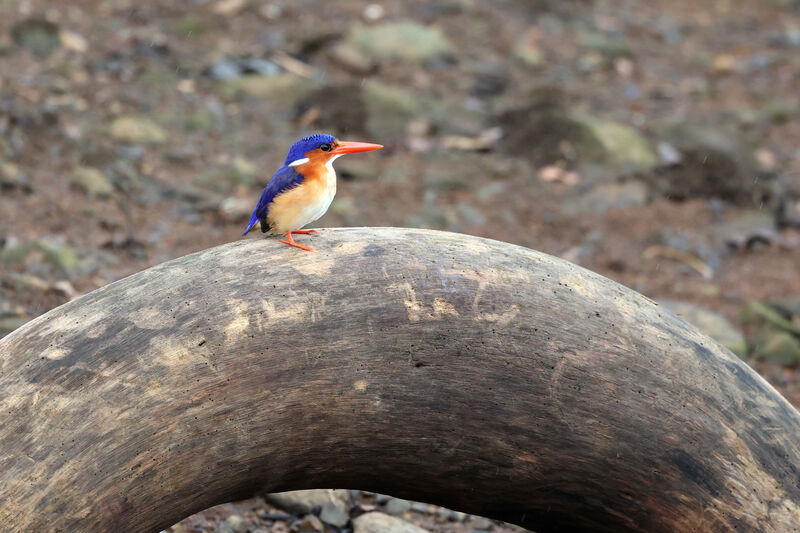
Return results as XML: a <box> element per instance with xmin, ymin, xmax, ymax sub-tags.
<box><xmin>1</xmin><ymin>0</ymin><xmax>800</xmax><ymax>531</ymax></box>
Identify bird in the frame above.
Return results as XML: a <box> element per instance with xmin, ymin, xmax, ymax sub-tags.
<box><xmin>242</xmin><ymin>133</ymin><xmax>382</xmax><ymax>251</ymax></box>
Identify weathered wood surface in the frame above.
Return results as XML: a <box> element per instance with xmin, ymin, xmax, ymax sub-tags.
<box><xmin>1</xmin><ymin>228</ymin><xmax>799</xmax><ymax>533</ymax></box>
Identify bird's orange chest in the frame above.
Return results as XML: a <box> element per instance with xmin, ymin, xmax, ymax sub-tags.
<box><xmin>296</xmin><ymin>161</ymin><xmax>337</xmax><ymax>202</ymax></box>
<box><xmin>265</xmin><ymin>161</ymin><xmax>336</xmax><ymax>233</ymax></box>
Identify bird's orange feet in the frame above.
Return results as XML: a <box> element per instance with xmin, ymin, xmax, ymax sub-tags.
<box><xmin>290</xmin><ymin>229</ymin><xmax>317</xmax><ymax>235</ymax></box>
<box><xmin>280</xmin><ymin>232</ymin><xmax>314</xmax><ymax>252</ymax></box>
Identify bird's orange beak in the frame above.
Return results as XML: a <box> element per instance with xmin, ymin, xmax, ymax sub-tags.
<box><xmin>330</xmin><ymin>141</ymin><xmax>383</xmax><ymax>155</ymax></box>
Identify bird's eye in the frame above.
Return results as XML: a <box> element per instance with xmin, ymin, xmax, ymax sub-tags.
<box><xmin>319</xmin><ymin>143</ymin><xmax>332</xmax><ymax>152</ymax></box>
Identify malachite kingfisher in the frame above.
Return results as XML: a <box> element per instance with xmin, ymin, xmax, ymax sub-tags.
<box><xmin>242</xmin><ymin>133</ymin><xmax>383</xmax><ymax>251</ymax></box>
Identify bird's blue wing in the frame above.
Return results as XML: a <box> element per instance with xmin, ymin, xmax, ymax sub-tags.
<box><xmin>243</xmin><ymin>165</ymin><xmax>304</xmax><ymax>235</ymax></box>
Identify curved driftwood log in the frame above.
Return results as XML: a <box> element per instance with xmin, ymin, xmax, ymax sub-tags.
<box><xmin>1</xmin><ymin>228</ymin><xmax>799</xmax><ymax>532</ymax></box>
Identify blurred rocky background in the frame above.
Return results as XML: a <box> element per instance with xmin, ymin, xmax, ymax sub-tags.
<box><xmin>1</xmin><ymin>0</ymin><xmax>800</xmax><ymax>531</ymax></box>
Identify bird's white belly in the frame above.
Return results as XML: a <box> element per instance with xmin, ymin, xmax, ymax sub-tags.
<box><xmin>267</xmin><ymin>172</ymin><xmax>336</xmax><ymax>233</ymax></box>
<box><xmin>296</xmin><ymin>182</ymin><xmax>335</xmax><ymax>228</ymax></box>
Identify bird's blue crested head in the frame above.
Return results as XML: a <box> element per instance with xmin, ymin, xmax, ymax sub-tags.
<box><xmin>284</xmin><ymin>133</ymin><xmax>337</xmax><ymax>165</ymax></box>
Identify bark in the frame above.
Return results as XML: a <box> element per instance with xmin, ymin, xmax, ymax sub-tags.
<box><xmin>0</xmin><ymin>228</ymin><xmax>798</xmax><ymax>532</ymax></box>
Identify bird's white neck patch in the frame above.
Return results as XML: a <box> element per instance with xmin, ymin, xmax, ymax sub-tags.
<box><xmin>325</xmin><ymin>154</ymin><xmax>343</xmax><ymax>172</ymax></box>
<box><xmin>288</xmin><ymin>157</ymin><xmax>310</xmax><ymax>167</ymax></box>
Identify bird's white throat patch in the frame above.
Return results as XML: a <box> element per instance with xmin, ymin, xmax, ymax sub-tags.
<box><xmin>288</xmin><ymin>157</ymin><xmax>310</xmax><ymax>167</ymax></box>
<box><xmin>325</xmin><ymin>154</ymin><xmax>343</xmax><ymax>172</ymax></box>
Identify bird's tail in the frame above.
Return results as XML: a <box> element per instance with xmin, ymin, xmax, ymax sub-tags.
<box><xmin>242</xmin><ymin>210</ymin><xmax>259</xmax><ymax>236</ymax></box>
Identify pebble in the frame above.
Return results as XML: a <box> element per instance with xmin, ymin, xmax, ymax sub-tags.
<box><xmin>374</xmin><ymin>493</ymin><xmax>392</xmax><ymax>505</ymax></box>
<box><xmin>384</xmin><ymin>497</ymin><xmax>413</xmax><ymax>515</ymax></box>
<box><xmin>0</xmin><ymin>162</ymin><xmax>33</xmax><ymax>193</ymax></box>
<box><xmin>59</xmin><ymin>29</ymin><xmax>88</xmax><ymax>53</ymax></box>
<box><xmin>241</xmin><ymin>58</ymin><xmax>280</xmax><ymax>76</ymax></box>
<box><xmin>363</xmin><ymin>4</ymin><xmax>385</xmax><ymax>21</ymax></box>
<box><xmin>471</xmin><ymin>516</ymin><xmax>493</xmax><ymax>530</ymax></box>
<box><xmin>778</xmin><ymin>194</ymin><xmax>800</xmax><ymax>228</ymax></box>
<box><xmin>70</xmin><ymin>166</ymin><xmax>114</xmax><ymax>197</ymax></box>
<box><xmin>218</xmin><ymin>197</ymin><xmax>253</xmax><ymax>223</ymax></box>
<box><xmin>561</xmin><ymin>181</ymin><xmax>649</xmax><ymax>216</ymax></box>
<box><xmin>265</xmin><ymin>489</ymin><xmax>349</xmax><ymax>517</ymax></box>
<box><xmin>295</xmin><ymin>514</ymin><xmax>324</xmax><ymax>532</ymax></box>
<box><xmin>110</xmin><ymin>116</ymin><xmax>167</xmax><ymax>145</ymax></box>
<box><xmin>657</xmin><ymin>142</ymin><xmax>682</xmax><ymax>165</ymax></box>
<box><xmin>411</xmin><ymin>502</ymin><xmax>434</xmax><ymax>514</ymax></box>
<box><xmin>353</xmin><ymin>512</ymin><xmax>431</xmax><ymax>533</ymax></box>
<box><xmin>218</xmin><ymin>515</ymin><xmax>247</xmax><ymax>533</ymax></box>
<box><xmin>319</xmin><ymin>497</ymin><xmax>349</xmax><ymax>527</ymax></box>
<box><xmin>214</xmin><ymin>0</ymin><xmax>248</xmax><ymax>16</ymax></box>
<box><xmin>208</xmin><ymin>59</ymin><xmax>243</xmax><ymax>81</ymax></box>
<box><xmin>328</xmin><ymin>42</ymin><xmax>377</xmax><ymax>75</ymax></box>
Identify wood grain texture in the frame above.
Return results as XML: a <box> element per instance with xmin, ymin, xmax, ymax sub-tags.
<box><xmin>0</xmin><ymin>228</ymin><xmax>799</xmax><ymax>533</ymax></box>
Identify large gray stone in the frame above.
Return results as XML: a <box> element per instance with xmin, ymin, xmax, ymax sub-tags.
<box><xmin>0</xmin><ymin>300</ymin><xmax>28</xmax><ymax>338</ymax></box>
<box><xmin>363</xmin><ymin>82</ymin><xmax>423</xmax><ymax>142</ymax></box>
<box><xmin>222</xmin><ymin>74</ymin><xmax>315</xmax><ymax>106</ymax></box>
<box><xmin>741</xmin><ymin>301</ymin><xmax>800</xmax><ymax>337</ymax></box>
<box><xmin>712</xmin><ymin>210</ymin><xmax>777</xmax><ymax>250</ymax></box>
<box><xmin>296</xmin><ymin>85</ymin><xmax>369</xmax><ymax>137</ymax></box>
<box><xmin>1</xmin><ymin>239</ymin><xmax>88</xmax><ymax>279</ymax></box>
<box><xmin>660</xmin><ymin>300</ymin><xmax>747</xmax><ymax>358</ymax></box>
<box><xmin>347</xmin><ymin>21</ymin><xmax>452</xmax><ymax>63</ymax></box>
<box><xmin>578</xmin><ymin>116</ymin><xmax>657</xmax><ymax>170</ymax></box>
<box><xmin>497</xmin><ymin>92</ymin><xmax>655</xmax><ymax>173</ymax></box>
<box><xmin>12</xmin><ymin>18</ymin><xmax>59</xmax><ymax>57</ymax></box>
<box><xmin>646</xmin><ymin>122</ymin><xmax>765</xmax><ymax>205</ymax></box>
<box><xmin>756</xmin><ymin>332</ymin><xmax>800</xmax><ymax>367</ymax></box>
